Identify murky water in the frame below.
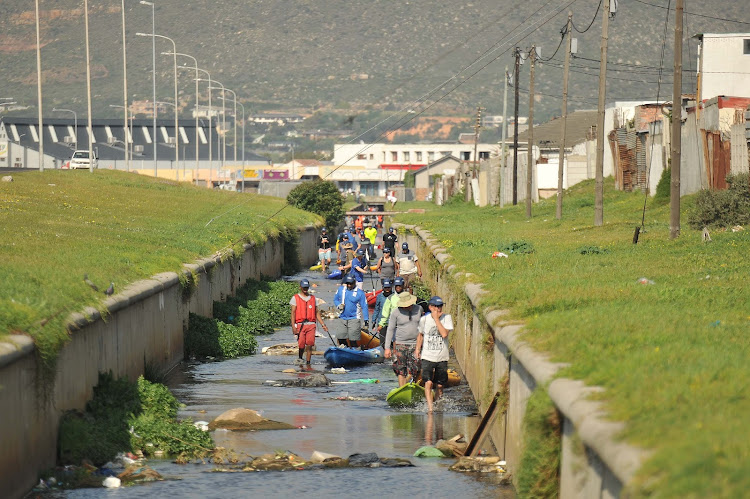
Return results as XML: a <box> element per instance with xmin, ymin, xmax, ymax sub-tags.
<box><xmin>63</xmin><ymin>270</ymin><xmax>514</xmax><ymax>498</ymax></box>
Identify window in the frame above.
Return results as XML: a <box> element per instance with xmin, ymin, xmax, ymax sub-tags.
<box><xmin>369</xmin><ymin>154</ymin><xmax>374</xmax><ymax>160</ymax></box>
<box><xmin>415</xmin><ymin>151</ymin><xmax>423</xmax><ymax>162</ymax></box>
<box><xmin>403</xmin><ymin>151</ymin><xmax>410</xmax><ymax>162</ymax></box>
<box><xmin>427</xmin><ymin>151</ymin><xmax>435</xmax><ymax>162</ymax></box>
<box><xmin>479</xmin><ymin>151</ymin><xmax>490</xmax><ymax>160</ymax></box>
<box><xmin>745</xmin><ymin>39</ymin><xmax>750</xmax><ymax>55</ymax></box>
<box><xmin>391</xmin><ymin>151</ymin><xmax>398</xmax><ymax>162</ymax></box>
<box><xmin>360</xmin><ymin>181</ymin><xmax>379</xmax><ymax>196</ymax></box>
<box><xmin>441</xmin><ymin>151</ymin><xmax>451</xmax><ymax>158</ymax></box>
<box><xmin>460</xmin><ymin>151</ymin><xmax>471</xmax><ymax>160</ymax></box>
<box><xmin>357</xmin><ymin>154</ymin><xmax>367</xmax><ymax>160</ymax></box>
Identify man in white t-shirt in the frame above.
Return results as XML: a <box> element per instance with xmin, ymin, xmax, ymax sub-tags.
<box><xmin>415</xmin><ymin>296</ymin><xmax>453</xmax><ymax>413</ymax></box>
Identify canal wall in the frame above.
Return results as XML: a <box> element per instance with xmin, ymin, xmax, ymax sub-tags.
<box><xmin>396</xmin><ymin>224</ymin><xmax>648</xmax><ymax>498</ymax></box>
<box><xmin>0</xmin><ymin>225</ymin><xmax>319</xmax><ymax>499</ymax></box>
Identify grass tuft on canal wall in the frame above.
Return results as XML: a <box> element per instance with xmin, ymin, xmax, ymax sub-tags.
<box><xmin>0</xmin><ymin>170</ymin><xmax>319</xmax><ymax>379</ymax></box>
<box><xmin>186</xmin><ymin>278</ymin><xmax>298</xmax><ymax>359</ymax></box>
<box><xmin>396</xmin><ymin>178</ymin><xmax>750</xmax><ymax>496</ymax></box>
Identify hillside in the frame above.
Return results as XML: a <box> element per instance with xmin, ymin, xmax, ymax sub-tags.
<box><xmin>0</xmin><ymin>0</ymin><xmax>748</xmax><ymax>126</ymax></box>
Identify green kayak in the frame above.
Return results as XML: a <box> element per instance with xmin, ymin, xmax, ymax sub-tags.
<box><xmin>386</xmin><ymin>382</ymin><xmax>425</xmax><ymax>407</ymax></box>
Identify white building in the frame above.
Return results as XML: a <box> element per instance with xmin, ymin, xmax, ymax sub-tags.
<box><xmin>696</xmin><ymin>33</ymin><xmax>750</xmax><ymax>102</ymax></box>
<box><xmin>333</xmin><ymin>142</ymin><xmax>499</xmax><ymax>169</ymax></box>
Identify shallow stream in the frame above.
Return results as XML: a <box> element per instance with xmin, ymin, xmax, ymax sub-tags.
<box><xmin>64</xmin><ymin>269</ymin><xmax>514</xmax><ymax>498</ymax></box>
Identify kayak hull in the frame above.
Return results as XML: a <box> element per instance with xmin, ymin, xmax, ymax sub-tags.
<box><xmin>327</xmin><ymin>269</ymin><xmax>343</xmax><ymax>280</ymax></box>
<box><xmin>386</xmin><ymin>382</ymin><xmax>425</xmax><ymax>407</ymax></box>
<box><xmin>324</xmin><ymin>346</ymin><xmax>385</xmax><ymax>367</ymax></box>
<box><xmin>359</xmin><ymin>330</ymin><xmax>381</xmax><ymax>348</ymax></box>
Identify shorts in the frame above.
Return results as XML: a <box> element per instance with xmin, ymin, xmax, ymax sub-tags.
<box><xmin>319</xmin><ymin>249</ymin><xmax>331</xmax><ymax>261</ymax></box>
<box><xmin>392</xmin><ymin>344</ymin><xmax>420</xmax><ymax>378</ymax></box>
<box><xmin>402</xmin><ymin>272</ymin><xmax>418</xmax><ymax>286</ymax></box>
<box><xmin>336</xmin><ymin>318</ymin><xmax>362</xmax><ymax>341</ymax></box>
<box><xmin>421</xmin><ymin>359</ymin><xmax>448</xmax><ymax>386</ymax></box>
<box><xmin>295</xmin><ymin>323</ymin><xmax>316</xmax><ymax>348</ymax></box>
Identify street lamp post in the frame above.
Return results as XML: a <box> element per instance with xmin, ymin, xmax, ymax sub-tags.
<box><xmin>138</xmin><ymin>1</ymin><xmax>157</xmax><ymax>176</ymax></box>
<box><xmin>34</xmin><ymin>0</ymin><xmax>44</xmax><ymax>171</ymax></box>
<box><xmin>170</xmin><ymin>53</ymin><xmax>199</xmax><ymax>174</ymax></box>
<box><xmin>236</xmin><ymin>100</ymin><xmax>245</xmax><ymax>167</ymax></box>
<box><xmin>110</xmin><ymin>105</ymin><xmax>134</xmax><ymax>171</ymax></box>
<box><xmin>155</xmin><ymin>100</ymin><xmax>181</xmax><ymax>175</ymax></box>
<box><xmin>208</xmin><ymin>81</ymin><xmax>227</xmax><ymax>173</ymax></box>
<box><xmin>52</xmin><ymin>108</ymin><xmax>77</xmax><ymax>150</ymax></box>
<box><xmin>150</xmin><ymin>36</ymin><xmax>179</xmax><ymax>168</ymax></box>
<box><xmin>190</xmin><ymin>72</ymin><xmax>215</xmax><ymax>187</ymax></box>
<box><xmin>120</xmin><ymin>0</ymin><xmax>129</xmax><ymax>172</ymax></box>
<box><xmin>83</xmin><ymin>0</ymin><xmax>94</xmax><ymax>173</ymax></box>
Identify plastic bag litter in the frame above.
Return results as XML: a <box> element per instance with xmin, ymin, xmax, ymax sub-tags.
<box><xmin>413</xmin><ymin>446</ymin><xmax>447</xmax><ymax>458</ymax></box>
<box><xmin>491</xmin><ymin>252</ymin><xmax>509</xmax><ymax>259</ymax></box>
<box><xmin>637</xmin><ymin>277</ymin><xmax>655</xmax><ymax>285</ymax></box>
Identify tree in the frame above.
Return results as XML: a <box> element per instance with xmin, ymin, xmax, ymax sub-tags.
<box><xmin>287</xmin><ymin>180</ymin><xmax>344</xmax><ymax>232</ymax></box>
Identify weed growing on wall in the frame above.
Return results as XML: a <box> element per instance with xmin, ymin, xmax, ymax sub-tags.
<box><xmin>58</xmin><ymin>372</ymin><xmax>213</xmax><ymax>466</ymax></box>
<box><xmin>516</xmin><ymin>387</ymin><xmax>561</xmax><ymax>498</ymax></box>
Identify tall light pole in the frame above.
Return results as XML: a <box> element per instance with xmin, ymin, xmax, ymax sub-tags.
<box><xmin>151</xmin><ymin>36</ymin><xmax>179</xmax><ymax>168</ymax></box>
<box><xmin>171</xmin><ymin>53</ymin><xmax>199</xmax><ymax>173</ymax></box>
<box><xmin>52</xmin><ymin>108</ymin><xmax>77</xmax><ymax>150</ymax></box>
<box><xmin>208</xmin><ymin>81</ymin><xmax>226</xmax><ymax>173</ymax></box>
<box><xmin>34</xmin><ymin>0</ymin><xmax>44</xmax><ymax>171</ymax></box>
<box><xmin>121</xmin><ymin>0</ymin><xmax>129</xmax><ymax>172</ymax></box>
<box><xmin>138</xmin><ymin>1</ymin><xmax>157</xmax><ymax>176</ymax></box>
<box><xmin>218</xmin><ymin>88</ymin><xmax>237</xmax><ymax>164</ymax></box>
<box><xmin>236</xmin><ymin>100</ymin><xmax>245</xmax><ymax>192</ymax></box>
<box><xmin>595</xmin><ymin>0</ymin><xmax>611</xmax><ymax>226</ymax></box>
<box><xmin>84</xmin><ymin>0</ymin><xmax>94</xmax><ymax>173</ymax></box>
<box><xmin>109</xmin><ymin>104</ymin><xmax>134</xmax><ymax>171</ymax></box>
<box><xmin>191</xmin><ymin>72</ymin><xmax>214</xmax><ymax>186</ymax></box>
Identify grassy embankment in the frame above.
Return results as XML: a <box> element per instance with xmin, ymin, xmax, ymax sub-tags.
<box><xmin>396</xmin><ymin>179</ymin><xmax>750</xmax><ymax>497</ymax></box>
<box><xmin>0</xmin><ymin>170</ymin><xmax>319</xmax><ymax>371</ymax></box>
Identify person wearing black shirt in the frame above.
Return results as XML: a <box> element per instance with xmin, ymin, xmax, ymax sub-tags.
<box><xmin>318</xmin><ymin>228</ymin><xmax>332</xmax><ymax>270</ymax></box>
<box><xmin>383</xmin><ymin>227</ymin><xmax>398</xmax><ymax>255</ymax></box>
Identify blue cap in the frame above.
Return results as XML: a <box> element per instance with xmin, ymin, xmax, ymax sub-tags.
<box><xmin>300</xmin><ymin>279</ymin><xmax>310</xmax><ymax>288</ymax></box>
<box><xmin>389</xmin><ymin>227</ymin><xmax>394</xmax><ymax>233</ymax></box>
<box><xmin>393</xmin><ymin>277</ymin><xmax>405</xmax><ymax>287</ymax></box>
<box><xmin>343</xmin><ymin>234</ymin><xmax>349</xmax><ymax>240</ymax></box>
<box><xmin>321</xmin><ymin>228</ymin><xmax>327</xmax><ymax>233</ymax></box>
<box><xmin>402</xmin><ymin>242</ymin><xmax>409</xmax><ymax>250</ymax></box>
<box><xmin>356</xmin><ymin>248</ymin><xmax>365</xmax><ymax>256</ymax></box>
<box><xmin>382</xmin><ymin>279</ymin><xmax>393</xmax><ymax>288</ymax></box>
<box><xmin>428</xmin><ymin>296</ymin><xmax>444</xmax><ymax>307</ymax></box>
<box><xmin>344</xmin><ymin>275</ymin><xmax>355</xmax><ymax>284</ymax></box>
<box><xmin>383</xmin><ymin>247</ymin><xmax>391</xmax><ymax>254</ymax></box>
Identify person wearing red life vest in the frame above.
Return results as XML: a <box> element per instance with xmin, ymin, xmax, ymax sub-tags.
<box><xmin>290</xmin><ymin>279</ymin><xmax>328</xmax><ymax>367</ymax></box>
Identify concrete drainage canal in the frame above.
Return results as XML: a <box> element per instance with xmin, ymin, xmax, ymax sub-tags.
<box><xmin>53</xmin><ymin>269</ymin><xmax>515</xmax><ymax>498</ymax></box>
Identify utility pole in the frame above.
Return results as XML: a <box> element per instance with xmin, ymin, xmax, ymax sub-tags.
<box><xmin>469</xmin><ymin>106</ymin><xmax>482</xmax><ymax>204</ymax></box>
<box><xmin>500</xmin><ymin>65</ymin><xmax>509</xmax><ymax>206</ymax></box>
<box><xmin>526</xmin><ymin>46</ymin><xmax>536</xmax><ymax>219</ymax></box>
<box><xmin>512</xmin><ymin>47</ymin><xmax>521</xmax><ymax>205</ymax></box>
<box><xmin>595</xmin><ymin>0</ymin><xmax>611</xmax><ymax>226</ymax></box>
<box><xmin>671</xmin><ymin>0</ymin><xmax>683</xmax><ymax>239</ymax></box>
<box><xmin>34</xmin><ymin>0</ymin><xmax>43</xmax><ymax>171</ymax></box>
<box><xmin>556</xmin><ymin>13</ymin><xmax>573</xmax><ymax>220</ymax></box>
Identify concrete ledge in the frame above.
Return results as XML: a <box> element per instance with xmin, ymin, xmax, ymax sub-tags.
<box><xmin>0</xmin><ymin>335</ymin><xmax>35</xmax><ymax>370</ymax></box>
<box><xmin>397</xmin><ymin>222</ymin><xmax>648</xmax><ymax>496</ymax></box>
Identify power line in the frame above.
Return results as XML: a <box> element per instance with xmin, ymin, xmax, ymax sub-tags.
<box><xmin>631</xmin><ymin>0</ymin><xmax>750</xmax><ymax>25</ymax></box>
<box><xmin>572</xmin><ymin>0</ymin><xmax>604</xmax><ymax>33</ymax></box>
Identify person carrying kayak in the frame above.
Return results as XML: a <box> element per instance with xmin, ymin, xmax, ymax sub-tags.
<box><xmin>290</xmin><ymin>279</ymin><xmax>329</xmax><ymax>367</ymax></box>
<box><xmin>318</xmin><ymin>228</ymin><xmax>332</xmax><ymax>271</ymax></box>
<box><xmin>340</xmin><ymin>248</ymin><xmax>369</xmax><ymax>290</ymax></box>
<box><xmin>377</xmin><ymin>276</ymin><xmax>405</xmax><ymax>334</ymax></box>
<box><xmin>384</xmin><ymin>292</ymin><xmax>422</xmax><ymax>387</ymax></box>
<box><xmin>371</xmin><ymin>278</ymin><xmax>393</xmax><ymax>334</ymax></box>
<box><xmin>376</xmin><ymin>247</ymin><xmax>398</xmax><ymax>282</ymax></box>
<box><xmin>382</xmin><ymin>227</ymin><xmax>397</xmax><ymax>255</ymax></box>
<box><xmin>333</xmin><ymin>275</ymin><xmax>369</xmax><ymax>348</ymax></box>
<box><xmin>415</xmin><ymin>296</ymin><xmax>454</xmax><ymax>412</ymax></box>
<box><xmin>397</xmin><ymin>242</ymin><xmax>422</xmax><ymax>290</ymax></box>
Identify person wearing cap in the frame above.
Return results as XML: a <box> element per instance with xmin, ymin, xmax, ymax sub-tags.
<box><xmin>338</xmin><ymin>233</ymin><xmax>354</xmax><ymax>266</ymax></box>
<box><xmin>397</xmin><ymin>241</ymin><xmax>422</xmax><ymax>290</ymax></box>
<box><xmin>340</xmin><ymin>248</ymin><xmax>369</xmax><ymax>290</ymax></box>
<box><xmin>333</xmin><ymin>275</ymin><xmax>369</xmax><ymax>347</ymax></box>
<box><xmin>377</xmin><ymin>276</ymin><xmax>405</xmax><ymax>333</ymax></box>
<box><xmin>318</xmin><ymin>228</ymin><xmax>332</xmax><ymax>271</ymax></box>
<box><xmin>384</xmin><ymin>292</ymin><xmax>423</xmax><ymax>387</ymax></box>
<box><xmin>376</xmin><ymin>247</ymin><xmax>398</xmax><ymax>282</ymax></box>
<box><xmin>415</xmin><ymin>296</ymin><xmax>454</xmax><ymax>412</ymax></box>
<box><xmin>359</xmin><ymin>226</ymin><xmax>376</xmax><ymax>262</ymax></box>
<box><xmin>336</xmin><ymin>228</ymin><xmax>350</xmax><ymax>263</ymax></box>
<box><xmin>290</xmin><ymin>279</ymin><xmax>329</xmax><ymax>366</ymax></box>
<box><xmin>382</xmin><ymin>227</ymin><xmax>398</xmax><ymax>255</ymax></box>
<box><xmin>371</xmin><ymin>278</ymin><xmax>393</xmax><ymax>333</ymax></box>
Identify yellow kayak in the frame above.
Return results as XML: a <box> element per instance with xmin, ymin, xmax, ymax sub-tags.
<box><xmin>359</xmin><ymin>330</ymin><xmax>381</xmax><ymax>348</ymax></box>
<box><xmin>417</xmin><ymin>369</ymin><xmax>461</xmax><ymax>387</ymax></box>
<box><xmin>309</xmin><ymin>264</ymin><xmax>322</xmax><ymax>271</ymax></box>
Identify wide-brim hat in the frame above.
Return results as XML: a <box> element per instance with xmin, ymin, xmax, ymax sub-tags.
<box><xmin>397</xmin><ymin>292</ymin><xmax>417</xmax><ymax>308</ymax></box>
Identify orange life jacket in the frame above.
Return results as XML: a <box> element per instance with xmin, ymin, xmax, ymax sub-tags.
<box><xmin>294</xmin><ymin>294</ymin><xmax>317</xmax><ymax>324</ymax></box>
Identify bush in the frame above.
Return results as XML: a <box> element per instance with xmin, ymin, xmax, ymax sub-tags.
<box><xmin>654</xmin><ymin>167</ymin><xmax>671</xmax><ymax>202</ymax></box>
<box><xmin>498</xmin><ymin>240</ymin><xmax>535</xmax><ymax>254</ymax></box>
<box><xmin>688</xmin><ymin>173</ymin><xmax>750</xmax><ymax>229</ymax></box>
<box><xmin>287</xmin><ymin>180</ymin><xmax>344</xmax><ymax>232</ymax></box>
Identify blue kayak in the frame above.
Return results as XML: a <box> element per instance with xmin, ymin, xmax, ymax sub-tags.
<box><xmin>327</xmin><ymin>269</ymin><xmax>343</xmax><ymax>280</ymax></box>
<box><xmin>324</xmin><ymin>346</ymin><xmax>385</xmax><ymax>367</ymax></box>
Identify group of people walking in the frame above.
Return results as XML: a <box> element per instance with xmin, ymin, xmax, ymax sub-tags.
<box><xmin>301</xmin><ymin>221</ymin><xmax>452</xmax><ymax>412</ymax></box>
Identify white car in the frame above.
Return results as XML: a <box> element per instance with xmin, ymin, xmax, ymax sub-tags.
<box><xmin>69</xmin><ymin>150</ymin><xmax>98</xmax><ymax>169</ymax></box>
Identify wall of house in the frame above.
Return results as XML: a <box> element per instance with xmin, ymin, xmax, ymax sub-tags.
<box><xmin>397</xmin><ymin>224</ymin><xmax>648</xmax><ymax>498</ymax></box>
<box><xmin>0</xmin><ymin>226</ymin><xmax>318</xmax><ymax>499</ymax></box>
<box><xmin>701</xmin><ymin>36</ymin><xmax>750</xmax><ymax>101</ymax></box>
